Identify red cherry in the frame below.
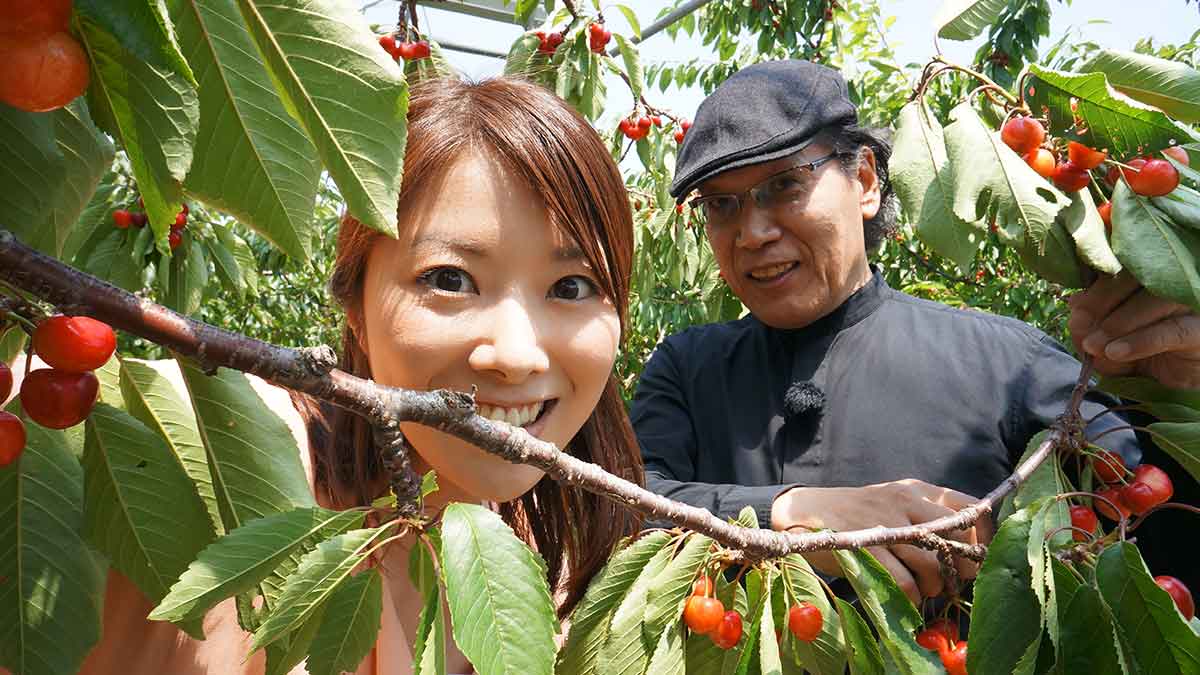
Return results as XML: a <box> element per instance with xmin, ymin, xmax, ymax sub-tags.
<box><xmin>112</xmin><ymin>209</ymin><xmax>133</xmax><ymax>229</ymax></box>
<box><xmin>681</xmin><ymin>119</ymin><xmax>692</xmax><ymax>131</ymax></box>
<box><xmin>1092</xmin><ymin>449</ymin><xmax>1127</xmax><ymax>483</ymax></box>
<box><xmin>547</xmin><ymin>32</ymin><xmax>564</xmax><ymax>48</ymax></box>
<box><xmin>173</xmin><ymin>211</ymin><xmax>187</xmax><ymax>228</ymax></box>
<box><xmin>915</xmin><ymin>618</ymin><xmax>958</xmax><ymax>652</ymax></box>
<box><xmin>675</xmin><ymin>204</ymin><xmax>684</xmax><ymax>215</ymax></box>
<box><xmin>1</xmin><ymin>361</ymin><xmax>12</xmax><ymax>402</ymax></box>
<box><xmin>787</xmin><ymin>602</ymin><xmax>823</xmax><ymax>642</ymax></box>
<box><xmin>619</xmin><ymin>118</ymin><xmax>635</xmax><ymax>138</ymax></box>
<box><xmin>603</xmin><ymin>29</ymin><xmax>612</xmax><ymax>43</ymax></box>
<box><xmin>18</xmin><ymin>369</ymin><xmax>99</xmax><ymax>429</ymax></box>
<box><xmin>1052</xmin><ymin>161</ymin><xmax>1091</xmax><ymax>192</ymax></box>
<box><xmin>378</xmin><ymin>34</ymin><xmax>398</xmax><ymax>57</ymax></box>
<box><xmin>0</xmin><ymin>411</ymin><xmax>26</xmax><ymax>467</ymax></box>
<box><xmin>683</xmin><ymin>595</ymin><xmax>725</xmax><ymax>634</ymax></box>
<box><xmin>0</xmin><ymin>0</ymin><xmax>72</xmax><ymax>37</ymax></box>
<box><xmin>711</xmin><ymin>610</ymin><xmax>743</xmax><ymax>649</ymax></box>
<box><xmin>1155</xmin><ymin>576</ymin><xmax>1195</xmax><ymax>620</ymax></box>
<box><xmin>651</xmin><ymin>115</ymin><xmax>662</xmax><ymax>127</ymax></box>
<box><xmin>1095</xmin><ymin>486</ymin><xmax>1131</xmax><ymax>521</ymax></box>
<box><xmin>396</xmin><ymin>42</ymin><xmax>416</xmax><ymax>60</ymax></box>
<box><xmin>1067</xmin><ymin>141</ymin><xmax>1107</xmax><ymax>170</ymax></box>
<box><xmin>1118</xmin><ymin>157</ymin><xmax>1148</xmax><ymax>186</ymax></box>
<box><xmin>1097</xmin><ymin>202</ymin><xmax>1112</xmax><ymax>232</ymax></box>
<box><xmin>1125</xmin><ymin>158</ymin><xmax>1179</xmax><ymax>197</ymax></box>
<box><xmin>180</xmin><ymin>202</ymin><xmax>189</xmax><ymax>216</ymax></box>
<box><xmin>33</xmin><ymin>316</ymin><xmax>116</xmax><ymax>373</ymax></box>
<box><xmin>1069</xmin><ymin>505</ymin><xmax>1099</xmax><ymax>541</ymax></box>
<box><xmin>1104</xmin><ymin>164</ymin><xmax>1122</xmax><ymax>188</ymax></box>
<box><xmin>940</xmin><ymin>640</ymin><xmax>968</xmax><ymax>675</ymax></box>
<box><xmin>1024</xmin><ymin>148</ymin><xmax>1055</xmax><ymax>178</ymax></box>
<box><xmin>131</xmin><ymin>211</ymin><xmax>147</xmax><ymax>228</ymax></box>
<box><xmin>1163</xmin><ymin>146</ymin><xmax>1190</xmax><ymax>167</ymax></box>
<box><xmin>637</xmin><ymin>116</ymin><xmax>652</xmax><ymax>131</ymax></box>
<box><xmin>692</xmin><ymin>574</ymin><xmax>713</xmax><ymax>597</ymax></box>
<box><xmin>168</xmin><ymin>230</ymin><xmax>182</xmax><ymax>251</ymax></box>
<box><xmin>1122</xmin><ymin>464</ymin><xmax>1173</xmax><ymax>514</ymax></box>
<box><xmin>412</xmin><ymin>41</ymin><xmax>431</xmax><ymax>59</ymax></box>
<box><xmin>674</xmin><ymin>130</ymin><xmax>686</xmax><ymax>144</ymax></box>
<box><xmin>0</xmin><ymin>31</ymin><xmax>91</xmax><ymax>113</ymax></box>
<box><xmin>589</xmin><ymin>22</ymin><xmax>605</xmax><ymax>37</ymax></box>
<box><xmin>1001</xmin><ymin>116</ymin><xmax>1045</xmax><ymax>155</ymax></box>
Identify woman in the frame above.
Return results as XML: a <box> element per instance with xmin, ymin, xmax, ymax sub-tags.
<box><xmin>30</xmin><ymin>75</ymin><xmax>644</xmax><ymax>674</ymax></box>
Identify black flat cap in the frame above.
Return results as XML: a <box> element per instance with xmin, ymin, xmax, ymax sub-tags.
<box><xmin>670</xmin><ymin>59</ymin><xmax>858</xmax><ymax>200</ymax></box>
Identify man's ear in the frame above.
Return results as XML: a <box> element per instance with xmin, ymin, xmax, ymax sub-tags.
<box><xmin>856</xmin><ymin>146</ymin><xmax>882</xmax><ymax>220</ymax></box>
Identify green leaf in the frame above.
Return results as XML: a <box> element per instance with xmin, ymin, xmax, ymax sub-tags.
<box><xmin>735</xmin><ymin>505</ymin><xmax>759</xmax><ymax>528</ymax></box>
<box><xmin>1143</xmin><ymin>422</ymin><xmax>1200</xmax><ymax>484</ymax></box>
<box><xmin>614</xmin><ymin>4</ymin><xmax>642</xmax><ymax>38</ymax></box>
<box><xmin>944</xmin><ymin>102</ymin><xmax>1071</xmax><ymax>249</ymax></box>
<box><xmin>1096</xmin><ymin>542</ymin><xmax>1200</xmax><ymax>673</ymax></box>
<box><xmin>599</xmin><ymin>538</ymin><xmax>676</xmax><ymax>675</ymax></box>
<box><xmin>934</xmin><ymin>0</ymin><xmax>1010</xmax><ymax>41</ymax></box>
<box><xmin>1110</xmin><ymin>180</ymin><xmax>1200</xmax><ymax>312</ymax></box>
<box><xmin>891</xmin><ymin>100</ymin><xmax>984</xmax><ymax>272</ymax></box>
<box><xmin>213</xmin><ymin>225</ymin><xmax>259</xmax><ymax>296</ymax></box>
<box><xmin>307</xmin><ymin>568</ymin><xmax>384</xmax><ymax>675</ymax></box>
<box><xmin>732</xmin><ymin>568</ymin><xmax>772</xmax><ymax>673</ymax></box>
<box><xmin>61</xmin><ymin>173</ymin><xmax>118</xmax><ymax>264</ymax></box>
<box><xmin>643</xmin><ymin>534</ymin><xmax>713</xmax><ymax>646</ymax></box>
<box><xmin>832</xmin><ymin>549</ymin><xmax>940</xmax><ymax>674</ymax></box>
<box><xmin>1098</xmin><ymin>375</ymin><xmax>1200</xmax><ymax>408</ymax></box>
<box><xmin>1064</xmin><ymin>189</ymin><xmax>1122</xmax><ymax>275</ymax></box>
<box><xmin>82</xmin><ymin>403</ymin><xmax>216</xmax><ymax>635</ymax></box>
<box><xmin>1054</xmin><ymin>584</ymin><xmax>1124</xmax><ymax>674</ymax></box>
<box><xmin>645</xmin><ymin>622</ymin><xmax>687</xmax><ymax>675</ymax></box>
<box><xmin>557</xmin><ymin>531</ymin><xmax>674</xmax><ymax>675</ymax></box>
<box><xmin>150</xmin><ymin>507</ymin><xmax>363</xmax><ymax>626</ymax></box>
<box><xmin>1083</xmin><ymin>50</ymin><xmax>1200</xmax><ymax>125</ymax></box>
<box><xmin>684</xmin><ymin>571</ymin><xmax>748</xmax><ymax>674</ymax></box>
<box><xmin>833</xmin><ymin>598</ymin><xmax>884</xmax><ymax>675</ymax></box>
<box><xmin>0</xmin><ymin>406</ymin><xmax>106</xmax><ymax>675</ymax></box>
<box><xmin>250</xmin><ymin>525</ymin><xmax>391</xmax><ymax>651</ymax></box>
<box><xmin>75</xmin><ymin>0</ymin><xmax>197</xmax><ymax>86</ymax></box>
<box><xmin>44</xmin><ymin>100</ymin><xmax>117</xmax><ymax>258</ymax></box>
<box><xmin>966</xmin><ymin>504</ymin><xmax>1045</xmax><ymax>675</ymax></box>
<box><xmin>503</xmin><ymin>33</ymin><xmax>542</xmax><ymax>77</ymax></box>
<box><xmin>264</xmin><ymin>601</ymin><xmax>327</xmax><ymax>675</ymax></box>
<box><xmin>420</xmin><ymin>470</ymin><xmax>439</xmax><ymax>499</ymax></box>
<box><xmin>1153</xmin><ymin>186</ymin><xmax>1200</xmax><ymax>231</ymax></box>
<box><xmin>780</xmin><ymin>554</ymin><xmax>844</xmax><ymax>675</ymax></box>
<box><xmin>613</xmin><ymin>34</ymin><xmax>644</xmax><ymax>101</ymax></box>
<box><xmin>0</xmin><ymin>327</ymin><xmax>26</xmax><ymax>366</ymax></box>
<box><xmin>78</xmin><ymin>11</ymin><xmax>199</xmax><ymax>247</ymax></box>
<box><xmin>170</xmin><ymin>0</ymin><xmax>320</xmax><ymax>262</ymax></box>
<box><xmin>441</xmin><ymin>502</ymin><xmax>557</xmax><ymax>675</ymax></box>
<box><xmin>1025</xmin><ymin>64</ymin><xmax>1198</xmax><ymax>164</ymax></box>
<box><xmin>234</xmin><ymin>0</ymin><xmax>408</xmax><ymax>237</ymax></box>
<box><xmin>162</xmin><ymin>240</ymin><xmax>209</xmax><ymax>316</ymax></box>
<box><xmin>515</xmin><ymin>0</ymin><xmax>540</xmax><ymax>24</ymax></box>
<box><xmin>1010</xmin><ymin>204</ymin><xmax>1087</xmax><ymax>287</ymax></box>
<box><xmin>179</xmin><ymin>361</ymin><xmax>315</xmax><ymax>531</ymax></box>
<box><xmin>758</xmin><ymin>573</ymin><xmax>783</xmax><ymax>675</ymax></box>
<box><xmin>0</xmin><ymin>104</ymin><xmax>66</xmax><ymax>255</ymax></box>
<box><xmin>411</xmin><ymin>534</ymin><xmax>446</xmax><ymax>675</ymax></box>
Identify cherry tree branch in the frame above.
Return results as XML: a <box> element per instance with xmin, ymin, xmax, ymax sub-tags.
<box><xmin>0</xmin><ymin>230</ymin><xmax>1086</xmax><ymax>561</ymax></box>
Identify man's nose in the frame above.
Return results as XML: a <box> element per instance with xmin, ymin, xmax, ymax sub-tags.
<box><xmin>735</xmin><ymin>204</ymin><xmax>781</xmax><ymax>249</ymax></box>
<box><xmin>467</xmin><ymin>298</ymin><xmax>550</xmax><ymax>383</ymax></box>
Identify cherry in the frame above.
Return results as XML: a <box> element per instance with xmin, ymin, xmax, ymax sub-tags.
<box><xmin>916</xmin><ymin>618</ymin><xmax>958</xmax><ymax>652</ymax></box>
<box><xmin>651</xmin><ymin>115</ymin><xmax>662</xmax><ymax>127</ymax></box>
<box><xmin>1155</xmin><ymin>576</ymin><xmax>1195</xmax><ymax>620</ymax></box>
<box><xmin>1097</xmin><ymin>201</ymin><xmax>1112</xmax><ymax>232</ymax></box>
<box><xmin>940</xmin><ymin>640</ymin><xmax>968</xmax><ymax>675</ymax></box>
<box><xmin>396</xmin><ymin>42</ymin><xmax>415</xmax><ymax>60</ymax></box>
<box><xmin>692</xmin><ymin>574</ymin><xmax>713</xmax><ymax>597</ymax></box>
<box><xmin>19</xmin><ymin>368</ymin><xmax>99</xmax><ymax>429</ymax></box>
<box><xmin>0</xmin><ymin>31</ymin><xmax>91</xmax><ymax>113</ymax></box>
<box><xmin>1104</xmin><ymin>164</ymin><xmax>1122</xmax><ymax>188</ymax></box>
<box><xmin>1125</xmin><ymin>158</ymin><xmax>1179</xmax><ymax>197</ymax></box>
<box><xmin>1</xmin><ymin>361</ymin><xmax>11</xmax><ymax>402</ymax></box>
<box><xmin>1069</xmin><ymin>504</ymin><xmax>1098</xmax><ymax>541</ymax></box>
<box><xmin>131</xmin><ymin>212</ymin><xmax>148</xmax><ymax>228</ymax></box>
<box><xmin>378</xmin><ymin>34</ymin><xmax>399</xmax><ymax>59</ymax></box>
<box><xmin>683</xmin><ymin>595</ymin><xmax>725</xmax><ymax>634</ymax></box>
<box><xmin>1052</xmin><ymin>161</ymin><xmax>1091</xmax><ymax>192</ymax></box>
<box><xmin>169</xmin><ymin>230</ymin><xmax>183</xmax><ymax>251</ymax></box>
<box><xmin>180</xmin><ymin>202</ymin><xmax>189</xmax><ymax>216</ymax></box>
<box><xmin>1001</xmin><ymin>116</ymin><xmax>1045</xmax><ymax>155</ymax></box>
<box><xmin>1091</xmin><ymin>449</ymin><xmax>1127</xmax><ymax>483</ymax></box>
<box><xmin>0</xmin><ymin>0</ymin><xmax>71</xmax><ymax>37</ymax></box>
<box><xmin>787</xmin><ymin>602</ymin><xmax>822</xmax><ymax>642</ymax></box>
<box><xmin>1163</xmin><ymin>146</ymin><xmax>1190</xmax><ymax>167</ymax></box>
<box><xmin>411</xmin><ymin>41</ymin><xmax>431</xmax><ymax>59</ymax></box>
<box><xmin>674</xmin><ymin>129</ymin><xmax>686</xmax><ymax>144</ymax></box>
<box><xmin>112</xmin><ymin>209</ymin><xmax>133</xmax><ymax>229</ymax></box>
<box><xmin>1121</xmin><ymin>463</ymin><xmax>1173</xmax><ymax>514</ymax></box>
<box><xmin>174</xmin><ymin>211</ymin><xmax>187</xmax><ymax>228</ymax></box>
<box><xmin>637</xmin><ymin>116</ymin><xmax>652</xmax><ymax>131</ymax></box>
<box><xmin>711</xmin><ymin>610</ymin><xmax>743</xmax><ymax>649</ymax></box>
<box><xmin>33</xmin><ymin>316</ymin><xmax>116</xmax><ymax>373</ymax></box>
<box><xmin>588</xmin><ymin>23</ymin><xmax>611</xmax><ymax>53</ymax></box>
<box><xmin>1067</xmin><ymin>141</ymin><xmax>1107</xmax><ymax>170</ymax></box>
<box><xmin>0</xmin><ymin>411</ymin><xmax>25</xmax><ymax>467</ymax></box>
<box><xmin>1024</xmin><ymin>148</ymin><xmax>1055</xmax><ymax>178</ymax></box>
<box><xmin>1095</xmin><ymin>486</ymin><xmax>1131</xmax><ymax>521</ymax></box>
<box><xmin>681</xmin><ymin>120</ymin><xmax>692</xmax><ymax>131</ymax></box>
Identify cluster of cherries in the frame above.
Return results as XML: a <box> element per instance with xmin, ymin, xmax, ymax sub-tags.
<box><xmin>0</xmin><ymin>0</ymin><xmax>89</xmax><ymax>113</ymax></box>
<box><xmin>0</xmin><ymin>316</ymin><xmax>116</xmax><ymax>467</ymax></box>
<box><xmin>534</xmin><ymin>30</ymin><xmax>564</xmax><ymax>55</ymax></box>
<box><xmin>587</xmin><ymin>22</ymin><xmax>611</xmax><ymax>54</ymax></box>
<box><xmin>915</xmin><ymin>618</ymin><xmax>967</xmax><ymax>675</ymax></box>
<box><xmin>618</xmin><ymin>115</ymin><xmax>659</xmax><ymax>140</ymax></box>
<box><xmin>681</xmin><ymin>573</ymin><xmax>824</xmax><ymax>649</ymax></box>
<box><xmin>377</xmin><ymin>35</ymin><xmax>431</xmax><ymax>62</ymax></box>
<box><xmin>112</xmin><ymin>199</ymin><xmax>190</xmax><ymax>250</ymax></box>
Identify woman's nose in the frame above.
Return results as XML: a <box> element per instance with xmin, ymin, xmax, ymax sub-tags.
<box><xmin>467</xmin><ymin>299</ymin><xmax>550</xmax><ymax>383</ymax></box>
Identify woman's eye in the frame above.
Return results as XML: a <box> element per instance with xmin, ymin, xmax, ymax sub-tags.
<box><xmin>421</xmin><ymin>267</ymin><xmax>477</xmax><ymax>294</ymax></box>
<box><xmin>550</xmin><ymin>275</ymin><xmax>598</xmax><ymax>300</ymax></box>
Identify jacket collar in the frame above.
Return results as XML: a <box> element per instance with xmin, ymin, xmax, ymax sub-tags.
<box><xmin>754</xmin><ymin>265</ymin><xmax>887</xmax><ymax>340</ymax></box>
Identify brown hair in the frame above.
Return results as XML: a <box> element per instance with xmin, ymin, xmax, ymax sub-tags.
<box><xmin>292</xmin><ymin>76</ymin><xmax>644</xmax><ymax>616</ymax></box>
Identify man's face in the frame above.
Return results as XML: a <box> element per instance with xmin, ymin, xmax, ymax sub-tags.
<box><xmin>695</xmin><ymin>142</ymin><xmax>882</xmax><ymax>330</ymax></box>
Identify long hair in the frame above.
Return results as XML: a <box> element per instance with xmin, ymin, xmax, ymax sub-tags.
<box><xmin>292</xmin><ymin>76</ymin><xmax>644</xmax><ymax>617</ymax></box>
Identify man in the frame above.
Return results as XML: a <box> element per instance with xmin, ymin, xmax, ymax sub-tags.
<box><xmin>630</xmin><ymin>59</ymin><xmax>1200</xmax><ymax>603</ymax></box>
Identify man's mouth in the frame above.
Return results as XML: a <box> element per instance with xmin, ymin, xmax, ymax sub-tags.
<box><xmin>747</xmin><ymin>261</ymin><xmax>798</xmax><ymax>282</ymax></box>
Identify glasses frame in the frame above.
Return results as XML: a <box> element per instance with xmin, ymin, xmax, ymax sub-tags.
<box><xmin>687</xmin><ymin>150</ymin><xmax>845</xmax><ymax>228</ymax></box>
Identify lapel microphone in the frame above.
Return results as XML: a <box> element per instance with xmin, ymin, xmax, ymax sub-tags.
<box><xmin>784</xmin><ymin>381</ymin><xmax>826</xmax><ymax>418</ymax></box>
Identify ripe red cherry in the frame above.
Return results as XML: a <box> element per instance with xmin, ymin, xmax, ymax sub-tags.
<box><xmin>411</xmin><ymin>41</ymin><xmax>431</xmax><ymax>59</ymax></box>
<box><xmin>1155</xmin><ymin>576</ymin><xmax>1194</xmax><ymax>620</ymax></box>
<box><xmin>941</xmin><ymin>641</ymin><xmax>968</xmax><ymax>675</ymax></box>
<box><xmin>1104</xmin><ymin>163</ymin><xmax>1122</xmax><ymax>188</ymax></box>
<box><xmin>1052</xmin><ymin>161</ymin><xmax>1091</xmax><ymax>192</ymax></box>
<box><xmin>1097</xmin><ymin>202</ymin><xmax>1112</xmax><ymax>232</ymax></box>
<box><xmin>0</xmin><ymin>0</ymin><xmax>71</xmax><ymax>37</ymax></box>
<box><xmin>0</xmin><ymin>411</ymin><xmax>26</xmax><ymax>467</ymax></box>
<box><xmin>711</xmin><ymin>610</ymin><xmax>743</xmax><ymax>649</ymax></box>
<box><xmin>1001</xmin><ymin>116</ymin><xmax>1045</xmax><ymax>155</ymax></box>
<box><xmin>651</xmin><ymin>115</ymin><xmax>662</xmax><ymax>127</ymax></box>
<box><xmin>637</xmin><ymin>116</ymin><xmax>652</xmax><ymax>131</ymax></box>
<box><xmin>1067</xmin><ymin>141</ymin><xmax>1107</xmax><ymax>170</ymax></box>
<box><xmin>112</xmin><ymin>209</ymin><xmax>133</xmax><ymax>229</ymax></box>
<box><xmin>1091</xmin><ymin>449</ymin><xmax>1127</xmax><ymax>483</ymax></box>
<box><xmin>1069</xmin><ymin>505</ymin><xmax>1099</xmax><ymax>541</ymax></box>
<box><xmin>681</xmin><ymin>120</ymin><xmax>692</xmax><ymax>131</ymax></box>
<box><xmin>1125</xmin><ymin>158</ymin><xmax>1179</xmax><ymax>197</ymax></box>
<box><xmin>683</xmin><ymin>595</ymin><xmax>725</xmax><ymax>634</ymax></box>
<box><xmin>131</xmin><ymin>211</ymin><xmax>148</xmax><ymax>228</ymax></box>
<box><xmin>1122</xmin><ymin>464</ymin><xmax>1173</xmax><ymax>514</ymax></box>
<box><xmin>173</xmin><ymin>211</ymin><xmax>187</xmax><ymax>229</ymax></box>
<box><xmin>787</xmin><ymin>602</ymin><xmax>823</xmax><ymax>642</ymax></box>
<box><xmin>1163</xmin><ymin>145</ymin><xmax>1190</xmax><ymax>166</ymax></box>
<box><xmin>378</xmin><ymin>34</ymin><xmax>398</xmax><ymax>58</ymax></box>
<box><xmin>1095</xmin><ymin>486</ymin><xmax>1131</xmax><ymax>521</ymax></box>
<box><xmin>1025</xmin><ymin>148</ymin><xmax>1055</xmax><ymax>178</ymax></box>
<box><xmin>547</xmin><ymin>32</ymin><xmax>564</xmax><ymax>48</ymax></box>
<box><xmin>0</xmin><ymin>31</ymin><xmax>91</xmax><ymax>113</ymax></box>
<box><xmin>19</xmin><ymin>368</ymin><xmax>99</xmax><ymax>429</ymax></box>
<box><xmin>692</xmin><ymin>574</ymin><xmax>713</xmax><ymax>597</ymax></box>
<box><xmin>169</xmin><ymin>230</ymin><xmax>183</xmax><ymax>251</ymax></box>
<box><xmin>33</xmin><ymin>316</ymin><xmax>116</xmax><ymax>373</ymax></box>
<box><xmin>674</xmin><ymin>129</ymin><xmax>686</xmax><ymax>143</ymax></box>
<box><xmin>1</xmin><ymin>360</ymin><xmax>12</xmax><ymax>401</ymax></box>
<box><xmin>916</xmin><ymin>618</ymin><xmax>958</xmax><ymax>652</ymax></box>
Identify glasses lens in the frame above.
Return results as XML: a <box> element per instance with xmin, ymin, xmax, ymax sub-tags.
<box><xmin>695</xmin><ymin>195</ymin><xmax>739</xmax><ymax>225</ymax></box>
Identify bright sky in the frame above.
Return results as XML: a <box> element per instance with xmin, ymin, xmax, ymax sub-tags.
<box><xmin>362</xmin><ymin>0</ymin><xmax>1200</xmax><ymax>130</ymax></box>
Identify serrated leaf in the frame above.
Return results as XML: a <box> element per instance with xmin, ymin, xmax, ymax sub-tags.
<box><xmin>732</xmin><ymin>568</ymin><xmax>771</xmax><ymax>674</ymax></box>
<box><xmin>45</xmin><ymin>99</ymin><xmax>117</xmax><ymax>258</ymax></box>
<box><xmin>1055</xmin><ymin>584</ymin><xmax>1124</xmax><ymax>674</ymax></box>
<box><xmin>504</xmin><ymin>33</ymin><xmax>543</xmax><ymax>77</ymax></box>
<box><xmin>80</xmin><ymin>229</ymin><xmax>143</xmax><ymax>292</ymax></box>
<box><xmin>557</xmin><ymin>531</ymin><xmax>674</xmax><ymax>675</ymax></box>
<box><xmin>420</xmin><ymin>470</ymin><xmax>438</xmax><ymax>499</ymax></box>
<box><xmin>0</xmin><ymin>104</ymin><xmax>66</xmax><ymax>255</ymax></box>
<box><xmin>1096</xmin><ymin>542</ymin><xmax>1200</xmax><ymax>673</ymax></box>
<box><xmin>759</xmin><ymin>573</ymin><xmax>783</xmax><ymax>675</ymax></box>
<box><xmin>150</xmin><ymin>507</ymin><xmax>363</xmax><ymax>625</ymax></box>
<box><xmin>214</xmin><ymin>225</ymin><xmax>259</xmax><ymax>296</ymax></box>
<box><xmin>599</xmin><ymin>539</ymin><xmax>675</xmax><ymax>675</ymax></box>
<box><xmin>1144</xmin><ymin>421</ymin><xmax>1200</xmax><ymax>484</ymax></box>
<box><xmin>613</xmin><ymin>34</ymin><xmax>644</xmax><ymax>101</ymax></box>
<box><xmin>614</xmin><ymin>4</ymin><xmax>642</xmax><ymax>38</ymax></box>
<box><xmin>891</xmin><ymin>100</ymin><xmax>984</xmax><ymax>272</ymax></box>
<box><xmin>0</xmin><ymin>405</ymin><xmax>106</xmax><ymax>675</ymax></box>
<box><xmin>61</xmin><ymin>174</ymin><xmax>118</xmax><ymax>264</ymax></box>
<box><xmin>1084</xmin><ymin>50</ymin><xmax>1200</xmax><ymax>125</ymax></box>
<box><xmin>643</xmin><ymin>534</ymin><xmax>713</xmax><ymax>646</ymax></box>
<box><xmin>834</xmin><ymin>598</ymin><xmax>884</xmax><ymax>675</ymax></box>
<box><xmin>264</xmin><ymin>601</ymin><xmax>327</xmax><ymax>675</ymax></box>
<box><xmin>1026</xmin><ymin>500</ymin><xmax>1069</xmax><ymax>651</ymax></box>
<box><xmin>411</xmin><ymin>534</ymin><xmax>446</xmax><ymax>675</ymax></box>
<box><xmin>250</xmin><ymin>525</ymin><xmax>390</xmax><ymax>651</ymax></box>
<box><xmin>307</xmin><ymin>568</ymin><xmax>383</xmax><ymax>675</ymax></box>
<box><xmin>832</xmin><ymin>549</ymin><xmax>940</xmax><ymax>674</ymax></box>
<box><xmin>82</xmin><ymin>403</ymin><xmax>216</xmax><ymax>635</ymax></box>
<box><xmin>735</xmin><ymin>505</ymin><xmax>759</xmax><ymax>528</ymax></box>
<box><xmin>780</xmin><ymin>555</ymin><xmax>844</xmax><ymax>675</ymax></box>
<box><xmin>646</xmin><ymin>622</ymin><xmax>686</xmax><ymax>675</ymax></box>
<box><xmin>162</xmin><ymin>240</ymin><xmax>209</xmax><ymax>316</ymax></box>
<box><xmin>441</xmin><ymin>502</ymin><xmax>556</xmax><ymax>675</ymax></box>
<box><xmin>934</xmin><ymin>0</ymin><xmax>1009</xmax><ymax>41</ymax></box>
<box><xmin>944</xmin><ymin>102</ymin><xmax>1071</xmax><ymax>249</ymax></box>
<box><xmin>170</xmin><ymin>0</ymin><xmax>319</xmax><ymax>262</ymax></box>
<box><xmin>75</xmin><ymin>0</ymin><xmax>197</xmax><ymax>85</ymax></box>
<box><xmin>234</xmin><ymin>0</ymin><xmax>407</xmax><ymax>237</ymax></box>
<box><xmin>1064</xmin><ymin>189</ymin><xmax>1123</xmax><ymax>275</ymax></box>
<box><xmin>1010</xmin><ymin>201</ymin><xmax>1087</xmax><ymax>287</ymax></box>
<box><xmin>1111</xmin><ymin>180</ymin><xmax>1200</xmax><ymax>312</ymax></box>
<box><xmin>1098</xmin><ymin>375</ymin><xmax>1200</xmax><ymax>408</ymax></box>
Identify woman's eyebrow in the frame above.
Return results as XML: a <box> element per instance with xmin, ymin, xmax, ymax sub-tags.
<box><xmin>410</xmin><ymin>235</ymin><xmax>489</xmax><ymax>258</ymax></box>
<box><xmin>555</xmin><ymin>244</ymin><xmax>586</xmax><ymax>262</ymax></box>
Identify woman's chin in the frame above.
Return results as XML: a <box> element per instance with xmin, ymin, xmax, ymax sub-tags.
<box><xmin>445</xmin><ymin>462</ymin><xmax>546</xmax><ymax>503</ymax></box>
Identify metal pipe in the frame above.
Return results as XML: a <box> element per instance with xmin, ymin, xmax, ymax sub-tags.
<box><xmin>433</xmin><ymin>38</ymin><xmax>509</xmax><ymax>59</ymax></box>
<box><xmin>609</xmin><ymin>0</ymin><xmax>714</xmax><ymax>55</ymax></box>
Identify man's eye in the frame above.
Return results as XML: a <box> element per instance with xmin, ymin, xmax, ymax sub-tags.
<box><xmin>768</xmin><ymin>175</ymin><xmax>804</xmax><ymax>193</ymax></box>
<box><xmin>550</xmin><ymin>275</ymin><xmax>597</xmax><ymax>300</ymax></box>
<box><xmin>420</xmin><ymin>267</ymin><xmax>477</xmax><ymax>294</ymax></box>
<box><xmin>704</xmin><ymin>197</ymin><xmax>739</xmax><ymax>219</ymax></box>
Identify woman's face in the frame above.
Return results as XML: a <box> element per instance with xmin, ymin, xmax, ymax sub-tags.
<box><xmin>359</xmin><ymin>151</ymin><xmax>621</xmax><ymax>503</ymax></box>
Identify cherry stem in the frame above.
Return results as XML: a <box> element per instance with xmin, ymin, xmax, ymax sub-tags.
<box><xmin>922</xmin><ymin>56</ymin><xmax>1021</xmax><ymax>109</ymax></box>
<box><xmin>1084</xmin><ymin>403</ymin><xmax>1141</xmax><ymax>426</ymax></box>
<box><xmin>1058</xmin><ymin>490</ymin><xmax>1129</xmax><ymax>541</ymax></box>
<box><xmin>1126</xmin><ymin>501</ymin><xmax>1200</xmax><ymax>532</ymax></box>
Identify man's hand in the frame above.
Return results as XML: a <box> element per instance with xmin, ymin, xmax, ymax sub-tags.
<box><xmin>1069</xmin><ymin>272</ymin><xmax>1200</xmax><ymax>390</ymax></box>
<box><xmin>770</xmin><ymin>479</ymin><xmax>992</xmax><ymax>605</ymax></box>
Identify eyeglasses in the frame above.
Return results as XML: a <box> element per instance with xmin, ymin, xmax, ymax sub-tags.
<box><xmin>687</xmin><ymin>151</ymin><xmax>844</xmax><ymax>229</ymax></box>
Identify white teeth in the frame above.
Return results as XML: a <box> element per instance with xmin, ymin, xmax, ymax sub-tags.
<box><xmin>478</xmin><ymin>402</ymin><xmax>544</xmax><ymax>427</ymax></box>
<box><xmin>750</xmin><ymin>262</ymin><xmax>794</xmax><ymax>280</ymax></box>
